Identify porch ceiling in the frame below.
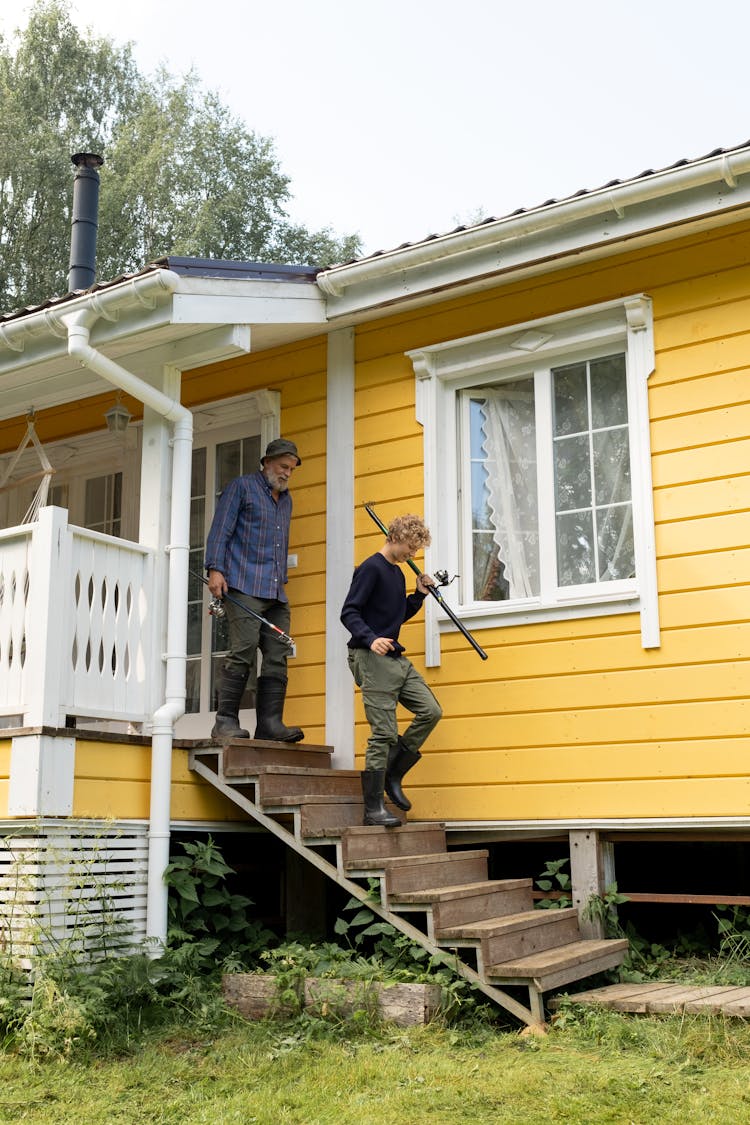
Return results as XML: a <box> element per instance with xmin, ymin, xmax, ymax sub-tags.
<box><xmin>0</xmin><ymin>274</ymin><xmax>327</xmax><ymax>422</ymax></box>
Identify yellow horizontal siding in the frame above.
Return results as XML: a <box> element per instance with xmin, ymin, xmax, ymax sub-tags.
<box><xmin>654</xmin><ymin>477</ymin><xmax>749</xmax><ymax>523</ymax></box>
<box><xmin>423</xmin><ymin>740</ymin><xmax>750</xmax><ymax>785</ymax></box>
<box><xmin>657</xmin><ymin>513</ymin><xmax>750</xmax><ymax>562</ymax></box>
<box><xmin>72</xmin><ymin>741</ymin><xmax>243</xmax><ymax>822</ymax></box>
<box><xmin>346</xmin><ymin>221</ymin><xmax>750</xmax><ymax>823</ymax></box>
<box><xmin>410</xmin><ymin>776</ymin><xmax>750</xmax><ymax>821</ymax></box>
<box><xmin>0</xmin><ymin>743</ymin><xmax>10</xmax><ymax>818</ymax></box>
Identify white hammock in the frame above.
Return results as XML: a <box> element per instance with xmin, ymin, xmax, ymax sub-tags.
<box><xmin>0</xmin><ymin>412</ymin><xmax>56</xmax><ymax>523</ymax></box>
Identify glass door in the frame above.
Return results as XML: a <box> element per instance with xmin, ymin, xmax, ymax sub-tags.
<box><xmin>179</xmin><ymin>428</ymin><xmax>261</xmax><ymax>736</ymax></box>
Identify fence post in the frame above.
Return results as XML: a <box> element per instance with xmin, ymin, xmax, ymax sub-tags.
<box><xmin>23</xmin><ymin>506</ymin><xmax>72</xmax><ymax>727</ymax></box>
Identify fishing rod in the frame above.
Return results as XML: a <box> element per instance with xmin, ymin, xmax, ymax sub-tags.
<box><xmin>363</xmin><ymin>503</ymin><xmax>488</xmax><ymax>661</ymax></box>
<box><xmin>191</xmin><ymin>571</ymin><xmax>295</xmax><ymax>650</ymax></box>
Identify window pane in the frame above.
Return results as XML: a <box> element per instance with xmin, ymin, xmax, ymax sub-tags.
<box><xmin>593</xmin><ymin>428</ymin><xmax>631</xmax><ymax>506</ymax></box>
<box><xmin>471</xmin><ymin>460</ymin><xmax>492</xmax><ymax>527</ymax></box>
<box><xmin>473</xmin><ymin>532</ymin><xmax>510</xmax><ymax>600</ymax></box>
<box><xmin>84</xmin><ymin>476</ymin><xmax>105</xmax><ymax>524</ymax></box>
<box><xmin>190</xmin><ymin>497</ymin><xmax>205</xmax><ymax>549</ymax></box>
<box><xmin>191</xmin><ymin>447</ymin><xmax>206</xmax><ymax>496</ymax></box>
<box><xmin>597</xmin><ymin>505</ymin><xmax>635</xmax><ymax>581</ymax></box>
<box><xmin>83</xmin><ymin>473</ymin><xmax>122</xmax><ymax>535</ymax></box>
<box><xmin>552</xmin><ymin>355</ymin><xmax>633</xmax><ymax>587</ymax></box>
<box><xmin>554</xmin><ymin>433</ymin><xmax>592</xmax><ymax>512</ymax></box>
<box><xmin>242</xmin><ymin>435</ymin><xmax>262</xmax><ymax>473</ymax></box>
<box><xmin>185</xmin><ymin>659</ymin><xmax>201</xmax><ymax>714</ymax></box>
<box><xmin>469</xmin><ymin>398</ymin><xmax>487</xmax><ymax>459</ymax></box>
<box><xmin>188</xmin><ymin>549</ymin><xmax>205</xmax><ymax>600</ymax></box>
<box><xmin>470</xmin><ymin>383</ymin><xmax>539</xmax><ymax>600</ymax></box>
<box><xmin>590</xmin><ymin>354</ymin><xmax>627</xmax><ymax>428</ymax></box>
<box><xmin>553</xmin><ymin>362</ymin><xmax>588</xmax><ymax>436</ymax></box>
<box><xmin>187</xmin><ymin>602</ymin><xmax>203</xmax><ymax>655</ymax></box>
<box><xmin>556</xmin><ymin>510</ymin><xmax>595</xmax><ymax>586</ymax></box>
<box><xmin>216</xmin><ymin>440</ymin><xmax>242</xmax><ymax>494</ymax></box>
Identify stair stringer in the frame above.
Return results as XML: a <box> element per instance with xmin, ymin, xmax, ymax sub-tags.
<box><xmin>189</xmin><ymin>752</ymin><xmax>544</xmax><ymax>1026</ymax></box>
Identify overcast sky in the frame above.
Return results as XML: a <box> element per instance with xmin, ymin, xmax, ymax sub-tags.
<box><xmin>3</xmin><ymin>0</ymin><xmax>750</xmax><ymax>256</ymax></box>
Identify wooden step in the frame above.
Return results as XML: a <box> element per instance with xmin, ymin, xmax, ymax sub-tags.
<box><xmin>256</xmin><ymin>766</ymin><xmax>361</xmax><ymax>801</ymax></box>
<box><xmin>224</xmin><ymin>741</ymin><xmax>333</xmax><ymax>773</ymax></box>
<box><xmin>389</xmin><ymin>878</ymin><xmax>534</xmax><ymax>929</ymax></box>
<box><xmin>340</xmin><ymin>824</ymin><xmax>447</xmax><ymax>865</ymax></box>
<box><xmin>485</xmin><ymin>938</ymin><xmax>630</xmax><ymax>993</ymax></box>
<box><xmin>438</xmin><ymin>907</ymin><xmax>582</xmax><ymax>966</ymax></box>
<box><xmin>346</xmin><ymin>850</ymin><xmax>489</xmax><ymax>895</ymax></box>
<box><xmin>298</xmin><ymin>798</ymin><xmax>367</xmax><ymax>836</ymax></box>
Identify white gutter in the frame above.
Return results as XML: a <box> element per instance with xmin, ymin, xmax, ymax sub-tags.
<box><xmin>317</xmin><ymin>146</ymin><xmax>750</xmax><ymax>297</ymax></box>
<box><xmin>62</xmin><ymin>267</ymin><xmax>190</xmax><ymax>949</ymax></box>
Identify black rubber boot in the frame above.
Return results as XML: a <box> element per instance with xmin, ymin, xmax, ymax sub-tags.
<box><xmin>385</xmin><ymin>740</ymin><xmax>422</xmax><ymax>811</ymax></box>
<box><xmin>254</xmin><ymin>675</ymin><xmax>304</xmax><ymax>743</ymax></box>
<box><xmin>211</xmin><ymin>666</ymin><xmax>250</xmax><ymax>741</ymax></box>
<box><xmin>361</xmin><ymin>770</ymin><xmax>401</xmax><ymax>827</ymax></box>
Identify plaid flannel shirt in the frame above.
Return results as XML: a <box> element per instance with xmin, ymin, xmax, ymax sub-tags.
<box><xmin>205</xmin><ymin>471</ymin><xmax>291</xmax><ymax>601</ymax></box>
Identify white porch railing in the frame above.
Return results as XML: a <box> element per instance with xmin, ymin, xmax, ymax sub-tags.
<box><xmin>0</xmin><ymin>506</ymin><xmax>156</xmax><ymax>727</ymax></box>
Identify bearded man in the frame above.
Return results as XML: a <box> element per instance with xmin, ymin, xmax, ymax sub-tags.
<box><xmin>205</xmin><ymin>438</ymin><xmax>303</xmax><ymax>742</ymax></box>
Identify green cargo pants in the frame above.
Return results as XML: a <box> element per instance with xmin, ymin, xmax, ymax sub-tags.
<box><xmin>347</xmin><ymin>648</ymin><xmax>442</xmax><ymax>771</ymax></box>
<box><xmin>223</xmin><ymin>590</ymin><xmax>291</xmax><ymax>689</ymax></box>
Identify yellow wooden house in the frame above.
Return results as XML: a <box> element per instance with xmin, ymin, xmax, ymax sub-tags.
<box><xmin>1</xmin><ymin>141</ymin><xmax>748</xmax><ymax>1022</ymax></box>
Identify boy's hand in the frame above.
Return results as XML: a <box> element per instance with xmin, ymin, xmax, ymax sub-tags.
<box><xmin>416</xmin><ymin>573</ymin><xmax>435</xmax><ymax>595</ymax></box>
<box><xmin>370</xmin><ymin>637</ymin><xmax>395</xmax><ymax>655</ymax></box>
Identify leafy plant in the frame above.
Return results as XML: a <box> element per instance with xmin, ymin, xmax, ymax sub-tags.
<box><xmin>714</xmin><ymin>905</ymin><xmax>750</xmax><ymax>964</ymax></box>
<box><xmin>164</xmin><ymin>837</ymin><xmax>272</xmax><ymax>971</ymax></box>
<box><xmin>582</xmin><ymin>883</ymin><xmax>630</xmax><ymax>935</ymax></box>
<box><xmin>535</xmin><ymin>858</ymin><xmax>572</xmax><ymax>909</ymax></box>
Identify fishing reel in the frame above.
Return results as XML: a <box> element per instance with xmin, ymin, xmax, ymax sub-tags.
<box><xmin>208</xmin><ymin>596</ymin><xmax>226</xmax><ymax>618</ymax></box>
<box><xmin>433</xmin><ymin>569</ymin><xmax>459</xmax><ymax>588</ymax></box>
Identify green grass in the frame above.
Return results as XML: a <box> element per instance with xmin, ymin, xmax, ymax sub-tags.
<box><xmin>3</xmin><ymin>1010</ymin><xmax>750</xmax><ymax>1125</ymax></box>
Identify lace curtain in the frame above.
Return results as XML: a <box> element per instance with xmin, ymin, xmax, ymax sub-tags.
<box><xmin>480</xmin><ymin>383</ymin><xmax>539</xmax><ymax>599</ymax></box>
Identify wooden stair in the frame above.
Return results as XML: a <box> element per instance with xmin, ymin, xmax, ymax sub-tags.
<box><xmin>189</xmin><ymin>740</ymin><xmax>628</xmax><ymax>1026</ymax></box>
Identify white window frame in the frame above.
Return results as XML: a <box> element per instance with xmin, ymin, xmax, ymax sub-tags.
<box><xmin>408</xmin><ymin>295</ymin><xmax>659</xmax><ymax>666</ymax></box>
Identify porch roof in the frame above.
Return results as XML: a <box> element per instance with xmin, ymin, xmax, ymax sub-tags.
<box><xmin>0</xmin><ymin>259</ymin><xmax>327</xmax><ymax>422</ymax></box>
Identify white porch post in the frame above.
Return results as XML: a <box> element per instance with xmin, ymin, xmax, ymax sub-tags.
<box><xmin>138</xmin><ymin>382</ymin><xmax>178</xmax><ymax>720</ymax></box>
<box><xmin>325</xmin><ymin>327</ymin><xmax>355</xmax><ymax>768</ymax></box>
<box><xmin>24</xmin><ymin>505</ymin><xmax>71</xmax><ymax>727</ymax></box>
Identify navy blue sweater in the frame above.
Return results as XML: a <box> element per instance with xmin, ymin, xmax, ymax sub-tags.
<box><xmin>340</xmin><ymin>552</ymin><xmax>426</xmax><ymax>655</ymax></box>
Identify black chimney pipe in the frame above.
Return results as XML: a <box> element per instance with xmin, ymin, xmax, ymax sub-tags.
<box><xmin>68</xmin><ymin>152</ymin><xmax>104</xmax><ymax>292</ymax></box>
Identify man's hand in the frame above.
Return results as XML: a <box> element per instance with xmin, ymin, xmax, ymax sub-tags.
<box><xmin>370</xmin><ymin>637</ymin><xmax>395</xmax><ymax>655</ymax></box>
<box><xmin>207</xmin><ymin>568</ymin><xmax>228</xmax><ymax>598</ymax></box>
<box><xmin>416</xmin><ymin>573</ymin><xmax>435</xmax><ymax>595</ymax></box>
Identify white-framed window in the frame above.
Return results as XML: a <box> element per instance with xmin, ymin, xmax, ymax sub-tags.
<box><xmin>408</xmin><ymin>295</ymin><xmax>659</xmax><ymax>663</ymax></box>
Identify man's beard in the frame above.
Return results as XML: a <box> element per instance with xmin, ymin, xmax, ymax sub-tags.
<box><xmin>264</xmin><ymin>467</ymin><xmax>289</xmax><ymax>492</ymax></box>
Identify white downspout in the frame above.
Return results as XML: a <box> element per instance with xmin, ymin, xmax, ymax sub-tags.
<box><xmin>64</xmin><ymin>299</ymin><xmax>191</xmax><ymax>950</ymax></box>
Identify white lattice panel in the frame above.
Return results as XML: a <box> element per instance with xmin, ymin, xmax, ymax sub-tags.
<box><xmin>0</xmin><ymin>822</ymin><xmax>149</xmax><ymax>963</ymax></box>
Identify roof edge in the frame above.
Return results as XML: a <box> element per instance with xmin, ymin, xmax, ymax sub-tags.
<box><xmin>317</xmin><ymin>144</ymin><xmax>750</xmax><ymax>303</ymax></box>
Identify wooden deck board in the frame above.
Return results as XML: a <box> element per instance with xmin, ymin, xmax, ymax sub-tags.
<box><xmin>553</xmin><ymin>982</ymin><xmax>750</xmax><ymax>1015</ymax></box>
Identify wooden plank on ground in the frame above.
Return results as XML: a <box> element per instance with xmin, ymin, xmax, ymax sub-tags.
<box><xmin>557</xmin><ymin>982</ymin><xmax>677</xmax><ymax>1007</ymax></box>
<box><xmin>553</xmin><ymin>983</ymin><xmax>750</xmax><ymax>1016</ymax></box>
<box><xmin>718</xmin><ymin>991</ymin><xmax>750</xmax><ymax>1017</ymax></box>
